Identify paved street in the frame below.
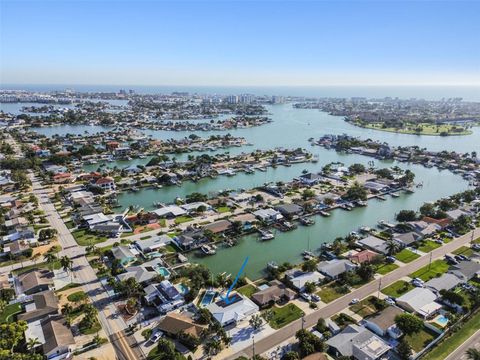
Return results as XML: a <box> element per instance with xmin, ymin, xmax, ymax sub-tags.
<box><xmin>227</xmin><ymin>227</ymin><xmax>479</xmax><ymax>359</ymax></box>
<box><xmin>445</xmin><ymin>329</ymin><xmax>480</xmax><ymax>360</ymax></box>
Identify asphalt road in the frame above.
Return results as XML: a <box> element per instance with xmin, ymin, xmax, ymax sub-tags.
<box><xmin>227</xmin><ymin>227</ymin><xmax>479</xmax><ymax>359</ymax></box>
<box><xmin>445</xmin><ymin>329</ymin><xmax>480</xmax><ymax>360</ymax></box>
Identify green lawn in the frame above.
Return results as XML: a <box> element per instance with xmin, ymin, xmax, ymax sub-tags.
<box><xmin>331</xmin><ymin>313</ymin><xmax>357</xmax><ymax>328</ymax></box>
<box><xmin>55</xmin><ymin>283</ymin><xmax>81</xmax><ymax>293</ymax></box>
<box><xmin>71</xmin><ymin>229</ymin><xmax>107</xmax><ymax>246</ymax></box>
<box><xmin>416</xmin><ymin>240</ymin><xmax>442</xmax><ymax>253</ymax></box>
<box><xmin>375</xmin><ymin>263</ymin><xmax>399</xmax><ymax>275</ymax></box>
<box><xmin>237</xmin><ymin>284</ymin><xmax>257</xmax><ymax>298</ymax></box>
<box><xmin>355</xmin><ymin>121</ymin><xmax>472</xmax><ymax>136</ymax></box>
<box><xmin>79</xmin><ymin>318</ymin><xmax>102</xmax><ymax>335</ymax></box>
<box><xmin>396</xmin><ymin>248</ymin><xmax>421</xmax><ymax>263</ymax></box>
<box><xmin>349</xmin><ymin>296</ymin><xmax>387</xmax><ymax>318</ymax></box>
<box><xmin>452</xmin><ymin>246</ymin><xmax>475</xmax><ymax>257</ymax></box>
<box><xmin>174</xmin><ymin>216</ymin><xmax>193</xmax><ymax>224</ymax></box>
<box><xmin>317</xmin><ymin>284</ymin><xmax>349</xmax><ymax>303</ymax></box>
<box><xmin>264</xmin><ymin>304</ymin><xmax>304</xmax><ymax>329</ymax></box>
<box><xmin>0</xmin><ymin>303</ymin><xmax>22</xmax><ymax>323</ymax></box>
<box><xmin>382</xmin><ymin>280</ymin><xmax>415</xmax><ymax>298</ymax></box>
<box><xmin>216</xmin><ymin>206</ymin><xmax>231</xmax><ymax>213</ymax></box>
<box><xmin>404</xmin><ymin>326</ymin><xmax>438</xmax><ymax>352</ymax></box>
<box><xmin>410</xmin><ymin>259</ymin><xmax>450</xmax><ymax>281</ymax></box>
<box><xmin>67</xmin><ymin>291</ymin><xmax>88</xmax><ymax>303</ymax></box>
<box><xmin>422</xmin><ymin>310</ymin><xmax>480</xmax><ymax>360</ymax></box>
<box><xmin>13</xmin><ymin>260</ymin><xmax>61</xmax><ymax>275</ymax></box>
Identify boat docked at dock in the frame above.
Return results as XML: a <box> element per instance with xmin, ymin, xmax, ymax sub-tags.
<box><xmin>319</xmin><ymin>210</ymin><xmax>331</xmax><ymax>217</ymax></box>
<box><xmin>299</xmin><ymin>217</ymin><xmax>315</xmax><ymax>226</ymax></box>
<box><xmin>259</xmin><ymin>229</ymin><xmax>275</xmax><ymax>241</ymax></box>
<box><xmin>302</xmin><ymin>250</ymin><xmax>315</xmax><ymax>260</ymax></box>
<box><xmin>200</xmin><ymin>244</ymin><xmax>217</xmax><ymax>255</ymax></box>
<box><xmin>267</xmin><ymin>261</ymin><xmax>279</xmax><ymax>270</ymax></box>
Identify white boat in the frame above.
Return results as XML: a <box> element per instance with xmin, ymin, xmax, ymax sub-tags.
<box><xmin>259</xmin><ymin>229</ymin><xmax>275</xmax><ymax>241</ymax></box>
<box><xmin>200</xmin><ymin>244</ymin><xmax>216</xmax><ymax>255</ymax></box>
<box><xmin>267</xmin><ymin>261</ymin><xmax>279</xmax><ymax>270</ymax></box>
<box><xmin>390</xmin><ymin>192</ymin><xmax>400</xmax><ymax>198</ymax></box>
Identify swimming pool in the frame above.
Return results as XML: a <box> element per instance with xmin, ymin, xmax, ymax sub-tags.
<box><xmin>201</xmin><ymin>290</ymin><xmax>217</xmax><ymax>307</ymax></box>
<box><xmin>156</xmin><ymin>267</ymin><xmax>171</xmax><ymax>278</ymax></box>
<box><xmin>432</xmin><ymin>314</ymin><xmax>449</xmax><ymax>327</ymax></box>
<box><xmin>176</xmin><ymin>283</ymin><xmax>189</xmax><ymax>295</ymax></box>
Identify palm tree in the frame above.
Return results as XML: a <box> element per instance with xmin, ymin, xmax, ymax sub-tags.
<box><xmin>61</xmin><ymin>303</ymin><xmax>73</xmax><ymax>316</ymax></box>
<box><xmin>385</xmin><ymin>239</ymin><xmax>401</xmax><ymax>256</ymax></box>
<box><xmin>26</xmin><ymin>337</ymin><xmax>41</xmax><ymax>353</ymax></box>
<box><xmin>43</xmin><ymin>252</ymin><xmax>57</xmax><ymax>271</ymax></box>
<box><xmin>60</xmin><ymin>256</ymin><xmax>74</xmax><ymax>281</ymax></box>
<box><xmin>467</xmin><ymin>349</ymin><xmax>480</xmax><ymax>360</ymax></box>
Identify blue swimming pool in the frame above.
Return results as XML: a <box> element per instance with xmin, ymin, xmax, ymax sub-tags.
<box><xmin>201</xmin><ymin>290</ymin><xmax>217</xmax><ymax>307</ymax></box>
<box><xmin>433</xmin><ymin>315</ymin><xmax>449</xmax><ymax>327</ymax></box>
<box><xmin>156</xmin><ymin>267</ymin><xmax>171</xmax><ymax>278</ymax></box>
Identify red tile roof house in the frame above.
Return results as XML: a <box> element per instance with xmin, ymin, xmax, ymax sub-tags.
<box><xmin>95</xmin><ymin>176</ymin><xmax>116</xmax><ymax>192</ymax></box>
<box><xmin>348</xmin><ymin>250</ymin><xmax>381</xmax><ymax>264</ymax></box>
<box><xmin>422</xmin><ymin>216</ymin><xmax>451</xmax><ymax>228</ymax></box>
<box><xmin>52</xmin><ymin>173</ymin><xmax>72</xmax><ymax>184</ymax></box>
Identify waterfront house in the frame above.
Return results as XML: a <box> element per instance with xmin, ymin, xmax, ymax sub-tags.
<box><xmin>17</xmin><ymin>269</ymin><xmax>54</xmax><ymax>295</ymax></box>
<box><xmin>326</xmin><ymin>324</ymin><xmax>391</xmax><ymax>360</ymax></box>
<box><xmin>446</xmin><ymin>209</ymin><xmax>471</xmax><ymax>220</ymax></box>
<box><xmin>317</xmin><ymin>259</ymin><xmax>357</xmax><ymax>280</ymax></box>
<box><xmin>173</xmin><ymin>228</ymin><xmax>206</xmax><ymax>251</ymax></box>
<box><xmin>275</xmin><ymin>203</ymin><xmax>303</xmax><ymax>218</ymax></box>
<box><xmin>152</xmin><ymin>205</ymin><xmax>187</xmax><ymax>218</ymax></box>
<box><xmin>392</xmin><ymin>232</ymin><xmax>421</xmax><ymax>247</ymax></box>
<box><xmin>364</xmin><ymin>306</ymin><xmax>403</xmax><ymax>339</ymax></box>
<box><xmin>408</xmin><ymin>221</ymin><xmax>442</xmax><ymax>237</ymax></box>
<box><xmin>206</xmin><ymin>293</ymin><xmax>259</xmax><ymax>327</ymax></box>
<box><xmin>112</xmin><ymin>245</ymin><xmax>137</xmax><ymax>266</ymax></box>
<box><xmin>91</xmin><ymin>222</ymin><xmax>122</xmax><ymax>237</ymax></box>
<box><xmin>396</xmin><ymin>288</ymin><xmax>442</xmax><ymax>318</ymax></box>
<box><xmin>18</xmin><ymin>290</ymin><xmax>59</xmax><ymax>323</ymax></box>
<box><xmin>253</xmin><ymin>208</ymin><xmax>283</xmax><ymax>224</ymax></box>
<box><xmin>94</xmin><ymin>176</ymin><xmax>116</xmax><ymax>192</ymax></box>
<box><xmin>357</xmin><ymin>236</ymin><xmax>390</xmax><ymax>255</ymax></box>
<box><xmin>284</xmin><ymin>269</ymin><xmax>324</xmax><ymax>292</ymax></box>
<box><xmin>363</xmin><ymin>181</ymin><xmax>389</xmax><ymax>193</ymax></box>
<box><xmin>348</xmin><ymin>250</ymin><xmax>380</xmax><ymax>264</ymax></box>
<box><xmin>251</xmin><ymin>280</ymin><xmax>296</xmax><ymax>308</ymax></box>
<box><xmin>425</xmin><ymin>273</ymin><xmax>462</xmax><ymax>294</ymax></box>
<box><xmin>230</xmin><ymin>213</ymin><xmax>257</xmax><ymax>231</ymax></box>
<box><xmin>117</xmin><ymin>266</ymin><xmax>157</xmax><ymax>285</ymax></box>
<box><xmin>134</xmin><ymin>235</ymin><xmax>172</xmax><ymax>254</ymax></box>
<box><xmin>203</xmin><ymin>219</ymin><xmax>232</xmax><ymax>234</ymax></box>
<box><xmin>181</xmin><ymin>202</ymin><xmax>211</xmax><ymax>213</ymax></box>
<box><xmin>299</xmin><ymin>172</ymin><xmax>323</xmax><ymax>186</ymax></box>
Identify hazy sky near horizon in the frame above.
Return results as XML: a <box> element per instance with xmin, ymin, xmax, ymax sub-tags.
<box><xmin>1</xmin><ymin>0</ymin><xmax>479</xmax><ymax>86</ymax></box>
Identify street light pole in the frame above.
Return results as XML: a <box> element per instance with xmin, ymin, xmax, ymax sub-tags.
<box><xmin>377</xmin><ymin>277</ymin><xmax>382</xmax><ymax>298</ymax></box>
<box><xmin>428</xmin><ymin>252</ymin><xmax>433</xmax><ymax>270</ymax></box>
<box><xmin>252</xmin><ymin>335</ymin><xmax>255</xmax><ymax>358</ymax></box>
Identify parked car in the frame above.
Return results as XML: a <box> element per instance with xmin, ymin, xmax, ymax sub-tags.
<box><xmin>350</xmin><ymin>298</ymin><xmax>360</xmax><ymax>305</ymax></box>
<box><xmin>385</xmin><ymin>297</ymin><xmax>396</xmax><ymax>306</ymax></box>
<box><xmin>386</xmin><ymin>256</ymin><xmax>396</xmax><ymax>263</ymax></box>
<box><xmin>434</xmin><ymin>239</ymin><xmax>444</xmax><ymax>244</ymax></box>
<box><xmin>300</xmin><ymin>293</ymin><xmax>312</xmax><ymax>302</ymax></box>
<box><xmin>149</xmin><ymin>330</ymin><xmax>164</xmax><ymax>343</ymax></box>
<box><xmin>472</xmin><ymin>244</ymin><xmax>480</xmax><ymax>250</ymax></box>
<box><xmin>310</xmin><ymin>294</ymin><xmax>320</xmax><ymax>302</ymax></box>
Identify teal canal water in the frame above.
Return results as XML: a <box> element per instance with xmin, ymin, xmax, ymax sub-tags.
<box><xmin>28</xmin><ymin>104</ymin><xmax>474</xmax><ymax>279</ymax></box>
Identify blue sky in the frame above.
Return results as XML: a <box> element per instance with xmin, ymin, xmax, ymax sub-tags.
<box><xmin>1</xmin><ymin>0</ymin><xmax>479</xmax><ymax>86</ymax></box>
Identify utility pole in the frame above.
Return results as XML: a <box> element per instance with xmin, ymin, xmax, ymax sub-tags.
<box><xmin>377</xmin><ymin>278</ymin><xmax>382</xmax><ymax>298</ymax></box>
<box><xmin>252</xmin><ymin>335</ymin><xmax>255</xmax><ymax>358</ymax></box>
<box><xmin>428</xmin><ymin>252</ymin><xmax>433</xmax><ymax>270</ymax></box>
<box><xmin>301</xmin><ymin>315</ymin><xmax>306</xmax><ymax>330</ymax></box>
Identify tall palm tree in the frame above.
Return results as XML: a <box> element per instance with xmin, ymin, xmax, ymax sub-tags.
<box><xmin>467</xmin><ymin>349</ymin><xmax>480</xmax><ymax>360</ymax></box>
<box><xmin>60</xmin><ymin>256</ymin><xmax>74</xmax><ymax>281</ymax></box>
<box><xmin>43</xmin><ymin>252</ymin><xmax>57</xmax><ymax>271</ymax></box>
<box><xmin>26</xmin><ymin>337</ymin><xmax>41</xmax><ymax>353</ymax></box>
<box><xmin>385</xmin><ymin>239</ymin><xmax>401</xmax><ymax>256</ymax></box>
<box><xmin>61</xmin><ymin>303</ymin><xmax>73</xmax><ymax>316</ymax></box>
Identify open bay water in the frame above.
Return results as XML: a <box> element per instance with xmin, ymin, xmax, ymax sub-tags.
<box><xmin>3</xmin><ymin>87</ymin><xmax>478</xmax><ymax>278</ymax></box>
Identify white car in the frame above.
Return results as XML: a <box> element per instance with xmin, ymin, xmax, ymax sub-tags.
<box><xmin>300</xmin><ymin>293</ymin><xmax>312</xmax><ymax>302</ymax></box>
<box><xmin>149</xmin><ymin>330</ymin><xmax>163</xmax><ymax>343</ymax></box>
<box><xmin>385</xmin><ymin>297</ymin><xmax>396</xmax><ymax>306</ymax></box>
<box><xmin>350</xmin><ymin>298</ymin><xmax>360</xmax><ymax>305</ymax></box>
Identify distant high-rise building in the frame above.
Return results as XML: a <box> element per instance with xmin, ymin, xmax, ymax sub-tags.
<box><xmin>271</xmin><ymin>95</ymin><xmax>285</xmax><ymax>104</ymax></box>
<box><xmin>239</xmin><ymin>94</ymin><xmax>255</xmax><ymax>104</ymax></box>
<box><xmin>129</xmin><ymin>89</ymin><xmax>135</xmax><ymax>95</ymax></box>
<box><xmin>225</xmin><ymin>95</ymin><xmax>239</xmax><ymax>104</ymax></box>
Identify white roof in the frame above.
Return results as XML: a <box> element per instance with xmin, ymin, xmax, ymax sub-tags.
<box><xmin>206</xmin><ymin>294</ymin><xmax>259</xmax><ymax>326</ymax></box>
<box><xmin>84</xmin><ymin>212</ymin><xmax>112</xmax><ymax>226</ymax></box>
<box><xmin>152</xmin><ymin>205</ymin><xmax>187</xmax><ymax>217</ymax></box>
<box><xmin>136</xmin><ymin>235</ymin><xmax>172</xmax><ymax>251</ymax></box>
<box><xmin>181</xmin><ymin>202</ymin><xmax>209</xmax><ymax>211</ymax></box>
<box><xmin>397</xmin><ymin>287</ymin><xmax>438</xmax><ymax>313</ymax></box>
<box><xmin>253</xmin><ymin>208</ymin><xmax>283</xmax><ymax>219</ymax></box>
